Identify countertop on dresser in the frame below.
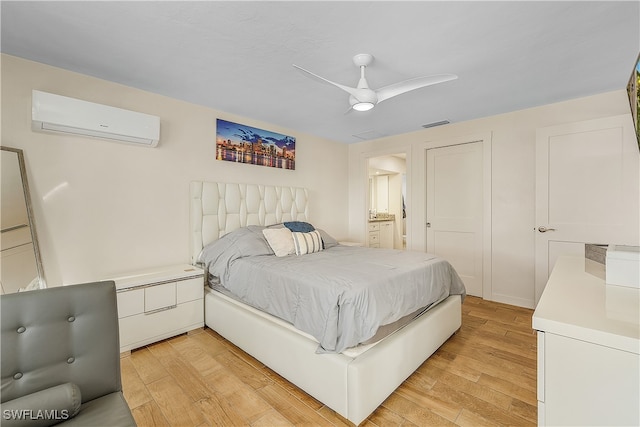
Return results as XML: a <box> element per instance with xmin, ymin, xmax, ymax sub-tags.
<box><xmin>532</xmin><ymin>255</ymin><xmax>639</xmax><ymax>354</ymax></box>
<box><xmin>108</xmin><ymin>263</ymin><xmax>204</xmax><ymax>291</ymax></box>
<box><xmin>533</xmin><ymin>255</ymin><xmax>639</xmax><ymax>427</ymax></box>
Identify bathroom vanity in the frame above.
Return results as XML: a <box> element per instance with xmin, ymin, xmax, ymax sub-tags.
<box><xmin>368</xmin><ymin>215</ymin><xmax>394</xmax><ymax>249</ymax></box>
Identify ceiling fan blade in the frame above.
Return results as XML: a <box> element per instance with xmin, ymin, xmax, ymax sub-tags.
<box><xmin>293</xmin><ymin>64</ymin><xmax>359</xmax><ymax>98</ymax></box>
<box><xmin>376</xmin><ymin>74</ymin><xmax>458</xmax><ymax>103</ymax></box>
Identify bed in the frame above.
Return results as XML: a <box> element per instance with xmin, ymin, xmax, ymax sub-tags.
<box><xmin>190</xmin><ymin>181</ymin><xmax>464</xmax><ymax>425</ymax></box>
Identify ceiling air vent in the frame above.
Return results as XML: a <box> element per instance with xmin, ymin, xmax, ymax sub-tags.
<box><xmin>422</xmin><ymin>120</ymin><xmax>450</xmax><ymax>129</ymax></box>
<box><xmin>352</xmin><ymin>130</ymin><xmax>387</xmax><ymax>140</ymax></box>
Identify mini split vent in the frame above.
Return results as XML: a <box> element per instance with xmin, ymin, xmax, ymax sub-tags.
<box><xmin>31</xmin><ymin>90</ymin><xmax>160</xmax><ymax>147</ymax></box>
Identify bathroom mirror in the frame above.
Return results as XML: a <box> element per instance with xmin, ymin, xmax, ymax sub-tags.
<box><xmin>1</xmin><ymin>146</ymin><xmax>46</xmax><ymax>293</ymax></box>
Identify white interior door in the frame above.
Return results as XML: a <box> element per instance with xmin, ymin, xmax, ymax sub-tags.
<box><xmin>427</xmin><ymin>142</ymin><xmax>483</xmax><ymax>297</ymax></box>
<box><xmin>535</xmin><ymin>114</ymin><xmax>640</xmax><ymax>304</ymax></box>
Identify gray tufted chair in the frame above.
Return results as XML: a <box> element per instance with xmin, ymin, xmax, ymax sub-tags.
<box><xmin>1</xmin><ymin>281</ymin><xmax>136</xmax><ymax>426</ymax></box>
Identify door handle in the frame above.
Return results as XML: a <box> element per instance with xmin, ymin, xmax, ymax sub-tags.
<box><xmin>537</xmin><ymin>226</ymin><xmax>556</xmax><ymax>233</ymax></box>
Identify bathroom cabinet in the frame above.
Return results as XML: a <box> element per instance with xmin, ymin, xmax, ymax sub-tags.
<box><xmin>111</xmin><ymin>264</ymin><xmax>204</xmax><ymax>353</ymax></box>
<box><xmin>379</xmin><ymin>221</ymin><xmax>393</xmax><ymax>249</ymax></box>
<box><xmin>368</xmin><ymin>220</ymin><xmax>393</xmax><ymax>249</ymax></box>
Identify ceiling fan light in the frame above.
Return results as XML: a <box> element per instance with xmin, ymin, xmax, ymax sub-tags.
<box><xmin>352</xmin><ymin>102</ymin><xmax>374</xmax><ymax>112</ymax></box>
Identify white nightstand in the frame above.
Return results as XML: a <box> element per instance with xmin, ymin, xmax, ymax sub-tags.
<box><xmin>339</xmin><ymin>241</ymin><xmax>364</xmax><ymax>247</ymax></box>
<box><xmin>109</xmin><ymin>264</ymin><xmax>205</xmax><ymax>354</ymax></box>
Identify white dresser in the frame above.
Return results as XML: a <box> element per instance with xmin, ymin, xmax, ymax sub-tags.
<box><xmin>533</xmin><ymin>256</ymin><xmax>639</xmax><ymax>426</ymax></box>
<box><xmin>111</xmin><ymin>264</ymin><xmax>205</xmax><ymax>353</ymax></box>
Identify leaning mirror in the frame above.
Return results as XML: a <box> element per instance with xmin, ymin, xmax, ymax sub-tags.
<box><xmin>1</xmin><ymin>146</ymin><xmax>46</xmax><ymax>293</ymax></box>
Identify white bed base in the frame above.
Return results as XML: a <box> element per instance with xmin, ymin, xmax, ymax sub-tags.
<box><xmin>190</xmin><ymin>181</ymin><xmax>462</xmax><ymax>425</ymax></box>
<box><xmin>206</xmin><ymin>289</ymin><xmax>461</xmax><ymax>425</ymax></box>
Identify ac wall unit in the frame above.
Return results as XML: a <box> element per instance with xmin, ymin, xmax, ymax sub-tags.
<box><xmin>32</xmin><ymin>90</ymin><xmax>160</xmax><ymax>147</ymax></box>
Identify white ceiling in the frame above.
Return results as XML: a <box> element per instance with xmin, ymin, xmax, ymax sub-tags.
<box><xmin>2</xmin><ymin>1</ymin><xmax>639</xmax><ymax>144</ymax></box>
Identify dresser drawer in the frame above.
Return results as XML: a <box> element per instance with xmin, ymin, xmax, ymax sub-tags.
<box><xmin>369</xmin><ymin>232</ymin><xmax>380</xmax><ymax>243</ymax></box>
<box><xmin>368</xmin><ymin>223</ymin><xmax>380</xmax><ymax>232</ymax></box>
<box><xmin>119</xmin><ymin>299</ymin><xmax>203</xmax><ymax>351</ymax></box>
<box><xmin>117</xmin><ymin>288</ymin><xmax>144</xmax><ymax>318</ymax></box>
<box><xmin>144</xmin><ymin>282</ymin><xmax>176</xmax><ymax>312</ymax></box>
<box><xmin>177</xmin><ymin>277</ymin><xmax>204</xmax><ymax>304</ymax></box>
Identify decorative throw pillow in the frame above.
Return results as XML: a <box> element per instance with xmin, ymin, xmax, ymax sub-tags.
<box><xmin>292</xmin><ymin>230</ymin><xmax>323</xmax><ymax>255</ymax></box>
<box><xmin>317</xmin><ymin>229</ymin><xmax>338</xmax><ymax>249</ymax></box>
<box><xmin>262</xmin><ymin>227</ymin><xmax>295</xmax><ymax>257</ymax></box>
<box><xmin>1</xmin><ymin>382</ymin><xmax>82</xmax><ymax>427</ymax></box>
<box><xmin>284</xmin><ymin>221</ymin><xmax>315</xmax><ymax>233</ymax></box>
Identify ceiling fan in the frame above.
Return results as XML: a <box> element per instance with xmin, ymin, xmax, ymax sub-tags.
<box><xmin>293</xmin><ymin>53</ymin><xmax>458</xmax><ymax>112</ymax></box>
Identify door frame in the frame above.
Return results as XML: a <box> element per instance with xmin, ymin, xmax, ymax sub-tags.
<box><xmin>426</xmin><ymin>141</ymin><xmax>484</xmax><ymax>297</ymax></box>
<box><xmin>361</xmin><ymin>147</ymin><xmax>412</xmax><ymax>247</ymax></box>
<box><xmin>416</xmin><ymin>132</ymin><xmax>492</xmax><ymax>300</ymax></box>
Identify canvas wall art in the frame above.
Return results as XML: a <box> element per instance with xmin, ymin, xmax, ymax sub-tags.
<box><xmin>216</xmin><ymin>119</ymin><xmax>296</xmax><ymax>170</ymax></box>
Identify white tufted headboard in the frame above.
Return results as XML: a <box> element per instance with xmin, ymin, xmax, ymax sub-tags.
<box><xmin>190</xmin><ymin>181</ymin><xmax>309</xmax><ymax>264</ymax></box>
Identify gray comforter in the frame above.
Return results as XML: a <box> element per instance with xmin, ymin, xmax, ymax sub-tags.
<box><xmin>198</xmin><ymin>226</ymin><xmax>466</xmax><ymax>353</ymax></box>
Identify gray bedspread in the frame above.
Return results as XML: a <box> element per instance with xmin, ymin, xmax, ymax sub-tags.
<box><xmin>198</xmin><ymin>226</ymin><xmax>466</xmax><ymax>353</ymax></box>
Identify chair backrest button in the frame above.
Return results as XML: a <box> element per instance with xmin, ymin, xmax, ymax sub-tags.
<box><xmin>13</xmin><ymin>372</ymin><xmax>23</xmax><ymax>380</ymax></box>
<box><xmin>67</xmin><ymin>316</ymin><xmax>75</xmax><ymax>322</ymax></box>
<box><xmin>17</xmin><ymin>326</ymin><xmax>26</xmax><ymax>333</ymax></box>
<box><xmin>67</xmin><ymin>357</ymin><xmax>75</xmax><ymax>364</ymax></box>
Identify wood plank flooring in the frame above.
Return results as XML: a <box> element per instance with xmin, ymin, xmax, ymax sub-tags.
<box><xmin>121</xmin><ymin>296</ymin><xmax>537</xmax><ymax>426</ymax></box>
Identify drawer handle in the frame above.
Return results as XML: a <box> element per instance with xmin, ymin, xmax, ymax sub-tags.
<box><xmin>144</xmin><ymin>305</ymin><xmax>177</xmax><ymax>315</ymax></box>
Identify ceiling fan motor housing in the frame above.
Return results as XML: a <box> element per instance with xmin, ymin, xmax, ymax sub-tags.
<box><xmin>353</xmin><ymin>53</ymin><xmax>374</xmax><ymax>67</ymax></box>
<box><xmin>349</xmin><ymin>90</ymin><xmax>377</xmax><ymax>108</ymax></box>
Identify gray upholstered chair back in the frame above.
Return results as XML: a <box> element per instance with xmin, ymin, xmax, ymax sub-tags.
<box><xmin>1</xmin><ymin>281</ymin><xmax>122</xmax><ymax>404</ymax></box>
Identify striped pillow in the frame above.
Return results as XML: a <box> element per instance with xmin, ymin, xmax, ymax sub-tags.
<box><xmin>292</xmin><ymin>230</ymin><xmax>323</xmax><ymax>255</ymax></box>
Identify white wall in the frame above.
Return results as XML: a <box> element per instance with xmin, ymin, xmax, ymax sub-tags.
<box><xmin>1</xmin><ymin>54</ymin><xmax>349</xmax><ymax>286</ymax></box>
<box><xmin>348</xmin><ymin>90</ymin><xmax>637</xmax><ymax>308</ymax></box>
<box><xmin>3</xmin><ymin>53</ymin><xmax>636</xmax><ymax>308</ymax></box>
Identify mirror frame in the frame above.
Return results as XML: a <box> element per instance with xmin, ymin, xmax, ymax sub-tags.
<box><xmin>1</xmin><ymin>146</ymin><xmax>46</xmax><ymax>288</ymax></box>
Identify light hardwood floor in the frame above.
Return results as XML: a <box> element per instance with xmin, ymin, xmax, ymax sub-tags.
<box><xmin>121</xmin><ymin>296</ymin><xmax>537</xmax><ymax>426</ymax></box>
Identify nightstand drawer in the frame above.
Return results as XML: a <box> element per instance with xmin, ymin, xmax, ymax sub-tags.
<box><xmin>117</xmin><ymin>288</ymin><xmax>144</xmax><ymax>318</ymax></box>
<box><xmin>119</xmin><ymin>299</ymin><xmax>202</xmax><ymax>350</ymax></box>
<box><xmin>145</xmin><ymin>282</ymin><xmax>176</xmax><ymax>312</ymax></box>
<box><xmin>369</xmin><ymin>232</ymin><xmax>380</xmax><ymax>243</ymax></box>
<box><xmin>177</xmin><ymin>277</ymin><xmax>204</xmax><ymax>304</ymax></box>
<box><xmin>368</xmin><ymin>223</ymin><xmax>380</xmax><ymax>232</ymax></box>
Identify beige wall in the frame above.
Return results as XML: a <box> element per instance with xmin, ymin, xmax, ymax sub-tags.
<box><xmin>349</xmin><ymin>90</ymin><xmax>636</xmax><ymax>308</ymax></box>
<box><xmin>1</xmin><ymin>54</ymin><xmax>349</xmax><ymax>286</ymax></box>
<box><xmin>4</xmin><ymin>52</ymin><xmax>636</xmax><ymax>308</ymax></box>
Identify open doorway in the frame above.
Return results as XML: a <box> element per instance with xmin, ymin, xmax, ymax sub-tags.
<box><xmin>368</xmin><ymin>154</ymin><xmax>406</xmax><ymax>249</ymax></box>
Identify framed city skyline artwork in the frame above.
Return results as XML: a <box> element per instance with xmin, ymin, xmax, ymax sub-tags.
<box><xmin>216</xmin><ymin>119</ymin><xmax>296</xmax><ymax>170</ymax></box>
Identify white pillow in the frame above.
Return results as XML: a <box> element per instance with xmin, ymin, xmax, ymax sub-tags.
<box><xmin>262</xmin><ymin>227</ymin><xmax>295</xmax><ymax>257</ymax></box>
<box><xmin>292</xmin><ymin>230</ymin><xmax>323</xmax><ymax>255</ymax></box>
